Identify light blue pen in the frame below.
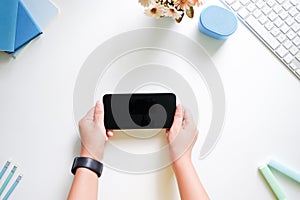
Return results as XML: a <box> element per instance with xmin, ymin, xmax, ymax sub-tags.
<box><xmin>0</xmin><ymin>166</ymin><xmax>17</xmax><ymax>195</ymax></box>
<box><xmin>268</xmin><ymin>159</ymin><xmax>300</xmax><ymax>184</ymax></box>
<box><xmin>0</xmin><ymin>161</ymin><xmax>11</xmax><ymax>180</ymax></box>
<box><xmin>2</xmin><ymin>175</ymin><xmax>22</xmax><ymax>200</ymax></box>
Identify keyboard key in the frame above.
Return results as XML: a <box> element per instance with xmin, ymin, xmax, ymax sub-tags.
<box><xmin>276</xmin><ymin>46</ymin><xmax>289</xmax><ymax>57</ymax></box>
<box><xmin>246</xmin><ymin>15</ymin><xmax>280</xmax><ymax>49</ymax></box>
<box><xmin>267</xmin><ymin>0</ymin><xmax>276</xmax><ymax>7</ymax></box>
<box><xmin>256</xmin><ymin>0</ymin><xmax>265</xmax><ymax>8</ymax></box>
<box><xmin>284</xmin><ymin>40</ymin><xmax>293</xmax><ymax>48</ymax></box>
<box><xmin>291</xmin><ymin>23</ymin><xmax>300</xmax><ymax>32</ymax></box>
<box><xmin>296</xmin><ymin>52</ymin><xmax>300</xmax><ymax>61</ymax></box>
<box><xmin>295</xmin><ymin>68</ymin><xmax>300</xmax><ymax>76</ymax></box>
<box><xmin>265</xmin><ymin>21</ymin><xmax>274</xmax><ymax>30</ymax></box>
<box><xmin>290</xmin><ymin>61</ymin><xmax>300</xmax><ymax>70</ymax></box>
<box><xmin>285</xmin><ymin>16</ymin><xmax>295</xmax><ymax>26</ymax></box>
<box><xmin>247</xmin><ymin>3</ymin><xmax>257</xmax><ymax>11</ymax></box>
<box><xmin>274</xmin><ymin>18</ymin><xmax>284</xmax><ymax>27</ymax></box>
<box><xmin>279</xmin><ymin>11</ymin><xmax>288</xmax><ymax>19</ymax></box>
<box><xmin>273</xmin><ymin>5</ymin><xmax>283</xmax><ymax>13</ymax></box>
<box><xmin>291</xmin><ymin>58</ymin><xmax>300</xmax><ymax>71</ymax></box>
<box><xmin>259</xmin><ymin>15</ymin><xmax>268</xmax><ymax>24</ymax></box>
<box><xmin>253</xmin><ymin>9</ymin><xmax>262</xmax><ymax>17</ymax></box>
<box><xmin>232</xmin><ymin>2</ymin><xmax>242</xmax><ymax>10</ymax></box>
<box><xmin>290</xmin><ymin>45</ymin><xmax>299</xmax><ymax>55</ymax></box>
<box><xmin>288</xmin><ymin>7</ymin><xmax>298</xmax><ymax>17</ymax></box>
<box><xmin>277</xmin><ymin>33</ymin><xmax>286</xmax><ymax>42</ymax></box>
<box><xmin>268</xmin><ymin>11</ymin><xmax>278</xmax><ymax>21</ymax></box>
<box><xmin>289</xmin><ymin>0</ymin><xmax>299</xmax><ymax>6</ymax></box>
<box><xmin>283</xmin><ymin>53</ymin><xmax>294</xmax><ymax>63</ymax></box>
<box><xmin>271</xmin><ymin>27</ymin><xmax>281</xmax><ymax>36</ymax></box>
<box><xmin>280</xmin><ymin>23</ymin><xmax>290</xmax><ymax>33</ymax></box>
<box><xmin>286</xmin><ymin>30</ymin><xmax>296</xmax><ymax>39</ymax></box>
<box><xmin>226</xmin><ymin>0</ymin><xmax>236</xmax><ymax>5</ymax></box>
<box><xmin>295</xmin><ymin>14</ymin><xmax>300</xmax><ymax>23</ymax></box>
<box><xmin>293</xmin><ymin>36</ymin><xmax>300</xmax><ymax>46</ymax></box>
<box><xmin>262</xmin><ymin>6</ymin><xmax>272</xmax><ymax>14</ymax></box>
<box><xmin>238</xmin><ymin>7</ymin><xmax>250</xmax><ymax>18</ymax></box>
<box><xmin>240</xmin><ymin>0</ymin><xmax>250</xmax><ymax>5</ymax></box>
<box><xmin>276</xmin><ymin>0</ymin><xmax>285</xmax><ymax>4</ymax></box>
<box><xmin>283</xmin><ymin>2</ymin><xmax>292</xmax><ymax>10</ymax></box>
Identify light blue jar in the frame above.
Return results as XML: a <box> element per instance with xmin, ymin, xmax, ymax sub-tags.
<box><xmin>199</xmin><ymin>5</ymin><xmax>238</xmax><ymax>40</ymax></box>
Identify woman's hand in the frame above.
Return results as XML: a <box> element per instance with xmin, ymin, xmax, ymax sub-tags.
<box><xmin>166</xmin><ymin>105</ymin><xmax>199</xmax><ymax>165</ymax></box>
<box><xmin>79</xmin><ymin>101</ymin><xmax>113</xmax><ymax>162</ymax></box>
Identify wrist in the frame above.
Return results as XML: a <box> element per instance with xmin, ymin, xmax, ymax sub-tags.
<box><xmin>172</xmin><ymin>155</ymin><xmax>192</xmax><ymax>169</ymax></box>
<box><xmin>80</xmin><ymin>146</ymin><xmax>101</xmax><ymax>162</ymax></box>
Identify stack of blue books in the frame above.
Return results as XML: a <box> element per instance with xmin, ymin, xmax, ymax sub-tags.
<box><xmin>0</xmin><ymin>0</ymin><xmax>58</xmax><ymax>57</ymax></box>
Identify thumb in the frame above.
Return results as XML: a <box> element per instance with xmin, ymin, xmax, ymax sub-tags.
<box><xmin>170</xmin><ymin>105</ymin><xmax>183</xmax><ymax>133</ymax></box>
<box><xmin>94</xmin><ymin>101</ymin><xmax>105</xmax><ymax>127</ymax></box>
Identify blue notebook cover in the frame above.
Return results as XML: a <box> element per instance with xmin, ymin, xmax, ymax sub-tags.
<box><xmin>11</xmin><ymin>0</ymin><xmax>58</xmax><ymax>57</ymax></box>
<box><xmin>22</xmin><ymin>0</ymin><xmax>58</xmax><ymax>28</ymax></box>
<box><xmin>0</xmin><ymin>0</ymin><xmax>19</xmax><ymax>51</ymax></box>
<box><xmin>12</xmin><ymin>0</ymin><xmax>42</xmax><ymax>52</ymax></box>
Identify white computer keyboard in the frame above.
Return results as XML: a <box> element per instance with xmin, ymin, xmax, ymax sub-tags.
<box><xmin>222</xmin><ymin>0</ymin><xmax>300</xmax><ymax>80</ymax></box>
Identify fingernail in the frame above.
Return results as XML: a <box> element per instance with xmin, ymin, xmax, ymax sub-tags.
<box><xmin>96</xmin><ymin>100</ymin><xmax>102</xmax><ymax>108</ymax></box>
<box><xmin>108</xmin><ymin>131</ymin><xmax>113</xmax><ymax>137</ymax></box>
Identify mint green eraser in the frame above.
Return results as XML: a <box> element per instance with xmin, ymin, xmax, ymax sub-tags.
<box><xmin>259</xmin><ymin>165</ymin><xmax>287</xmax><ymax>200</ymax></box>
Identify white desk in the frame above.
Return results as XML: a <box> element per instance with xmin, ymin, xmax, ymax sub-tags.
<box><xmin>0</xmin><ymin>0</ymin><xmax>300</xmax><ymax>199</ymax></box>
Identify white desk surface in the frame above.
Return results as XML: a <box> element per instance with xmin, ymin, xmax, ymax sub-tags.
<box><xmin>0</xmin><ymin>0</ymin><xmax>300</xmax><ymax>199</ymax></box>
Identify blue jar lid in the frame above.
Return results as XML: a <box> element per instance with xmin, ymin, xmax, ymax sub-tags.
<box><xmin>199</xmin><ymin>5</ymin><xmax>238</xmax><ymax>40</ymax></box>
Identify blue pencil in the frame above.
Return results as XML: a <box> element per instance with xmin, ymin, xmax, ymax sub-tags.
<box><xmin>2</xmin><ymin>175</ymin><xmax>22</xmax><ymax>200</ymax></box>
<box><xmin>0</xmin><ymin>161</ymin><xmax>11</xmax><ymax>180</ymax></box>
<box><xmin>0</xmin><ymin>166</ymin><xmax>17</xmax><ymax>195</ymax></box>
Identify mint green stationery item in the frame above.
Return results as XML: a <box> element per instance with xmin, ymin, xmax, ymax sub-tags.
<box><xmin>0</xmin><ymin>166</ymin><xmax>17</xmax><ymax>195</ymax></box>
<box><xmin>268</xmin><ymin>159</ymin><xmax>300</xmax><ymax>184</ymax></box>
<box><xmin>259</xmin><ymin>165</ymin><xmax>287</xmax><ymax>200</ymax></box>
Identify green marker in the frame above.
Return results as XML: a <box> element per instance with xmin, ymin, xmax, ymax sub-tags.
<box><xmin>259</xmin><ymin>165</ymin><xmax>287</xmax><ymax>200</ymax></box>
<box><xmin>0</xmin><ymin>166</ymin><xmax>17</xmax><ymax>195</ymax></box>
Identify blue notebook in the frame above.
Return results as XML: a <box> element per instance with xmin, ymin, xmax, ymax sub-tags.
<box><xmin>0</xmin><ymin>0</ymin><xmax>19</xmax><ymax>51</ymax></box>
<box><xmin>13</xmin><ymin>0</ymin><xmax>42</xmax><ymax>52</ymax></box>
<box><xmin>11</xmin><ymin>0</ymin><xmax>58</xmax><ymax>57</ymax></box>
<box><xmin>22</xmin><ymin>0</ymin><xmax>58</xmax><ymax>28</ymax></box>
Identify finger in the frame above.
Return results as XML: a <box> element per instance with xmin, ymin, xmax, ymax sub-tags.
<box><xmin>94</xmin><ymin>100</ymin><xmax>105</xmax><ymax>126</ymax></box>
<box><xmin>183</xmin><ymin>107</ymin><xmax>194</xmax><ymax>124</ymax></box>
<box><xmin>84</xmin><ymin>107</ymin><xmax>95</xmax><ymax>121</ymax></box>
<box><xmin>170</xmin><ymin>105</ymin><xmax>183</xmax><ymax>133</ymax></box>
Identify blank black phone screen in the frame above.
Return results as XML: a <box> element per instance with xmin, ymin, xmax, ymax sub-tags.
<box><xmin>103</xmin><ymin>93</ymin><xmax>176</xmax><ymax>129</ymax></box>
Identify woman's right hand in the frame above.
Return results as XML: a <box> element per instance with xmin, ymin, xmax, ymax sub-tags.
<box><xmin>166</xmin><ymin>105</ymin><xmax>199</xmax><ymax>165</ymax></box>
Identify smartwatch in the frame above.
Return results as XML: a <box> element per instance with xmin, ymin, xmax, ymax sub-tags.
<box><xmin>71</xmin><ymin>157</ymin><xmax>103</xmax><ymax>178</ymax></box>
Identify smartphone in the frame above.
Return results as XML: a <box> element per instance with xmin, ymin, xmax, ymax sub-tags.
<box><xmin>103</xmin><ymin>93</ymin><xmax>176</xmax><ymax>129</ymax></box>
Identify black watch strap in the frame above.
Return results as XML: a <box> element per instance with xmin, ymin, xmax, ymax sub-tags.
<box><xmin>71</xmin><ymin>157</ymin><xmax>103</xmax><ymax>178</ymax></box>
